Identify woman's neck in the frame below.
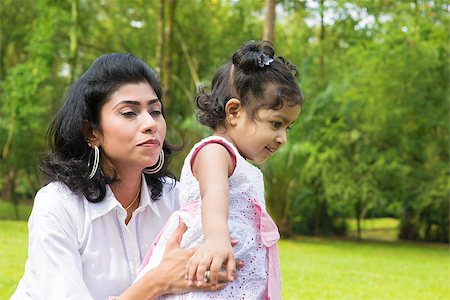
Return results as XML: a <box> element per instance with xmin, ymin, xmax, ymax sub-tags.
<box><xmin>111</xmin><ymin>172</ymin><xmax>142</xmax><ymax>209</ymax></box>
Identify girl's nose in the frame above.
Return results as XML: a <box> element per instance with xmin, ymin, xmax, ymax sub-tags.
<box><xmin>276</xmin><ymin>130</ymin><xmax>287</xmax><ymax>145</ymax></box>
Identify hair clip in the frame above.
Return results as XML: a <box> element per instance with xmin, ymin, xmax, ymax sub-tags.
<box><xmin>258</xmin><ymin>54</ymin><xmax>274</xmax><ymax>68</ymax></box>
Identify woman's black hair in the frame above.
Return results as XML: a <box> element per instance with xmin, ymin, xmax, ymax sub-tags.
<box><xmin>39</xmin><ymin>53</ymin><xmax>176</xmax><ymax>203</ymax></box>
<box><xmin>195</xmin><ymin>40</ymin><xmax>304</xmax><ymax>129</ymax></box>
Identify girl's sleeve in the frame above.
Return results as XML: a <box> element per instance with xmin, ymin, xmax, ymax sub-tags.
<box><xmin>16</xmin><ymin>188</ymin><xmax>94</xmax><ymax>300</ymax></box>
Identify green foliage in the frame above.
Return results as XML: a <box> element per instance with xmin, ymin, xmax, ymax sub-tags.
<box><xmin>264</xmin><ymin>0</ymin><xmax>449</xmax><ymax>242</ymax></box>
<box><xmin>0</xmin><ymin>0</ymin><xmax>448</xmax><ymax>242</ymax></box>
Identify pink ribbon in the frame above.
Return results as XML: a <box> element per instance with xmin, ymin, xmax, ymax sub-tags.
<box><xmin>252</xmin><ymin>199</ymin><xmax>281</xmax><ymax>300</ymax></box>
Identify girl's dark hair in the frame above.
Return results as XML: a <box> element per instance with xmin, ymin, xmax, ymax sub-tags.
<box><xmin>40</xmin><ymin>53</ymin><xmax>176</xmax><ymax>203</ymax></box>
<box><xmin>195</xmin><ymin>40</ymin><xmax>304</xmax><ymax>129</ymax></box>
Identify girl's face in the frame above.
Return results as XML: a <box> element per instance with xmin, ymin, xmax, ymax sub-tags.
<box><xmin>92</xmin><ymin>82</ymin><xmax>166</xmax><ymax>176</ymax></box>
<box><xmin>227</xmin><ymin>102</ymin><xmax>301</xmax><ymax>164</ymax></box>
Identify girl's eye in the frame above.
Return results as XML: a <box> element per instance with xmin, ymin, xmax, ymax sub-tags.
<box><xmin>272</xmin><ymin>121</ymin><xmax>281</xmax><ymax>129</ymax></box>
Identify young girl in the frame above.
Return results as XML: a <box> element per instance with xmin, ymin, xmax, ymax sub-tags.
<box><xmin>136</xmin><ymin>40</ymin><xmax>304</xmax><ymax>299</ymax></box>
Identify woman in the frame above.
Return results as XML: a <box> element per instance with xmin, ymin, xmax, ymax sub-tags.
<box><xmin>11</xmin><ymin>53</ymin><xmax>234</xmax><ymax>300</ymax></box>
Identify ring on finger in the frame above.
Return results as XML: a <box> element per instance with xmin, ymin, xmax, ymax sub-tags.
<box><xmin>204</xmin><ymin>270</ymin><xmax>210</xmax><ymax>283</ymax></box>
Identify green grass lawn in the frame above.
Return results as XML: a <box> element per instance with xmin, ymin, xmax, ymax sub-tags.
<box><xmin>280</xmin><ymin>237</ymin><xmax>449</xmax><ymax>299</ymax></box>
<box><xmin>0</xmin><ymin>202</ymin><xmax>32</xmax><ymax>221</ymax></box>
<box><xmin>1</xmin><ymin>220</ymin><xmax>449</xmax><ymax>300</ymax></box>
<box><xmin>0</xmin><ymin>220</ymin><xmax>28</xmax><ymax>298</ymax></box>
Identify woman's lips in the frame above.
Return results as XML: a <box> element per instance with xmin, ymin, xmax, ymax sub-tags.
<box><xmin>138</xmin><ymin>139</ymin><xmax>160</xmax><ymax>148</ymax></box>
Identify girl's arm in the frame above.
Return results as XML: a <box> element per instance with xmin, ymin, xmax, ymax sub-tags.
<box><xmin>186</xmin><ymin>143</ymin><xmax>236</xmax><ymax>288</ymax></box>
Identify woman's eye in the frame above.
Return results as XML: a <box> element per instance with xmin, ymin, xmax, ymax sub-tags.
<box><xmin>150</xmin><ymin>110</ymin><xmax>162</xmax><ymax>117</ymax></box>
<box><xmin>122</xmin><ymin>111</ymin><xmax>136</xmax><ymax>117</ymax></box>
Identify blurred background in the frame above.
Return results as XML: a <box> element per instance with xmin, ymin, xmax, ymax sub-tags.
<box><xmin>0</xmin><ymin>0</ymin><xmax>448</xmax><ymax>298</ymax></box>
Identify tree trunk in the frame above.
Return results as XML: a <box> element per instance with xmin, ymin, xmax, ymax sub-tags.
<box><xmin>2</xmin><ymin>115</ymin><xmax>16</xmax><ymax>160</ymax></box>
<box><xmin>318</xmin><ymin>0</ymin><xmax>325</xmax><ymax>86</ymax></box>
<box><xmin>155</xmin><ymin>0</ymin><xmax>165</xmax><ymax>75</ymax></box>
<box><xmin>68</xmin><ymin>0</ymin><xmax>78</xmax><ymax>84</ymax></box>
<box><xmin>162</xmin><ymin>0</ymin><xmax>177</xmax><ymax>117</ymax></box>
<box><xmin>399</xmin><ymin>203</ymin><xmax>420</xmax><ymax>240</ymax></box>
<box><xmin>355</xmin><ymin>200</ymin><xmax>362</xmax><ymax>240</ymax></box>
<box><xmin>1</xmin><ymin>167</ymin><xmax>17</xmax><ymax>203</ymax></box>
<box><xmin>262</xmin><ymin>0</ymin><xmax>276</xmax><ymax>44</ymax></box>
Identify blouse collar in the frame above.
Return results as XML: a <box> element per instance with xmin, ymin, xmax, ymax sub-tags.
<box><xmin>88</xmin><ymin>174</ymin><xmax>162</xmax><ymax>221</ymax></box>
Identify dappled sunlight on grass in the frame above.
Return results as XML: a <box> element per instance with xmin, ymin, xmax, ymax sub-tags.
<box><xmin>347</xmin><ymin>217</ymin><xmax>400</xmax><ymax>241</ymax></box>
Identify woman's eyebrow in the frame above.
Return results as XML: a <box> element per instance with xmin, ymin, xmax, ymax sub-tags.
<box><xmin>113</xmin><ymin>98</ymin><xmax>160</xmax><ymax>108</ymax></box>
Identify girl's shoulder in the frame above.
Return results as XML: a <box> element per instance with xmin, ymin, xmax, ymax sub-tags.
<box><xmin>189</xmin><ymin>135</ymin><xmax>239</xmax><ymax>159</ymax></box>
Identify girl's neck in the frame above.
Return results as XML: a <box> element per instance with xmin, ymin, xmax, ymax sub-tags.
<box><xmin>213</xmin><ymin>130</ymin><xmax>235</xmax><ymax>147</ymax></box>
<box><xmin>213</xmin><ymin>131</ymin><xmax>243</xmax><ymax>157</ymax></box>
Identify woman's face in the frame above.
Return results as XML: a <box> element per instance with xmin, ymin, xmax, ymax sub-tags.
<box><xmin>92</xmin><ymin>82</ymin><xmax>166</xmax><ymax>176</ymax></box>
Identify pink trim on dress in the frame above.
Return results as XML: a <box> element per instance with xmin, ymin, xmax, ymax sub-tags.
<box><xmin>190</xmin><ymin>138</ymin><xmax>237</xmax><ymax>174</ymax></box>
<box><xmin>252</xmin><ymin>198</ymin><xmax>281</xmax><ymax>300</ymax></box>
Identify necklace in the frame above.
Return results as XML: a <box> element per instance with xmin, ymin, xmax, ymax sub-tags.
<box><xmin>124</xmin><ymin>187</ymin><xmax>140</xmax><ymax>210</ymax></box>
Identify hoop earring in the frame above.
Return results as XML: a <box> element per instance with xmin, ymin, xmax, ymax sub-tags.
<box><xmin>143</xmin><ymin>150</ymin><xmax>164</xmax><ymax>174</ymax></box>
<box><xmin>88</xmin><ymin>145</ymin><xmax>100</xmax><ymax>179</ymax></box>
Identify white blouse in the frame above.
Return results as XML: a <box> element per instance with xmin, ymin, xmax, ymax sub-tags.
<box><xmin>11</xmin><ymin>176</ymin><xmax>179</xmax><ymax>300</ymax></box>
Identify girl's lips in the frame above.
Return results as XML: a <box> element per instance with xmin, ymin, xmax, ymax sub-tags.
<box><xmin>265</xmin><ymin>146</ymin><xmax>274</xmax><ymax>153</ymax></box>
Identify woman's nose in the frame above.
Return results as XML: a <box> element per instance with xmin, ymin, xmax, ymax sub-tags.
<box><xmin>142</xmin><ymin>113</ymin><xmax>157</xmax><ymax>133</ymax></box>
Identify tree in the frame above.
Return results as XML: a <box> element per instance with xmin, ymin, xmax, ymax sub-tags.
<box><xmin>263</xmin><ymin>0</ymin><xmax>276</xmax><ymax>43</ymax></box>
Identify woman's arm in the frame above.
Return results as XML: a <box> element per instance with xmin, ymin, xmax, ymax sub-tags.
<box><xmin>186</xmin><ymin>143</ymin><xmax>236</xmax><ymax>288</ymax></box>
<box><xmin>11</xmin><ymin>189</ymin><xmax>94</xmax><ymax>300</ymax></box>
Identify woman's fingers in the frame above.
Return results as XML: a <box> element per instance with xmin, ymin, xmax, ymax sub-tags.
<box><xmin>195</xmin><ymin>257</ymin><xmax>212</xmax><ymax>286</ymax></box>
<box><xmin>186</xmin><ymin>256</ymin><xmax>198</xmax><ymax>286</ymax></box>
<box><xmin>226</xmin><ymin>253</ymin><xmax>236</xmax><ymax>282</ymax></box>
<box><xmin>208</xmin><ymin>258</ymin><xmax>224</xmax><ymax>288</ymax></box>
<box><xmin>196</xmin><ymin>281</ymin><xmax>228</xmax><ymax>292</ymax></box>
<box><xmin>235</xmin><ymin>258</ymin><xmax>244</xmax><ymax>269</ymax></box>
<box><xmin>167</xmin><ymin>219</ymin><xmax>187</xmax><ymax>247</ymax></box>
<box><xmin>217</xmin><ymin>271</ymin><xmax>230</xmax><ymax>283</ymax></box>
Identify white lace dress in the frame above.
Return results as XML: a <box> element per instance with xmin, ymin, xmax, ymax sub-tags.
<box><xmin>136</xmin><ymin>136</ymin><xmax>280</xmax><ymax>299</ymax></box>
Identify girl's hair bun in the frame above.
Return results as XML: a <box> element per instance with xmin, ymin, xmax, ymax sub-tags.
<box><xmin>232</xmin><ymin>40</ymin><xmax>275</xmax><ymax>73</ymax></box>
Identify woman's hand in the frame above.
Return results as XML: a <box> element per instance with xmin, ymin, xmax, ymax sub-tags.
<box><xmin>149</xmin><ymin>221</ymin><xmax>231</xmax><ymax>295</ymax></box>
<box><xmin>118</xmin><ymin>221</ymin><xmax>242</xmax><ymax>300</ymax></box>
<box><xmin>144</xmin><ymin>221</ymin><xmax>237</xmax><ymax>298</ymax></box>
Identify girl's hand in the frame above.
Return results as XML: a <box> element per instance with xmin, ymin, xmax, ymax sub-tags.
<box><xmin>186</xmin><ymin>236</ymin><xmax>236</xmax><ymax>289</ymax></box>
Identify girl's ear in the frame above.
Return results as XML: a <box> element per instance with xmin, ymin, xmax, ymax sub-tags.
<box><xmin>225</xmin><ymin>98</ymin><xmax>242</xmax><ymax>126</ymax></box>
<box><xmin>82</xmin><ymin>121</ymin><xmax>101</xmax><ymax>146</ymax></box>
